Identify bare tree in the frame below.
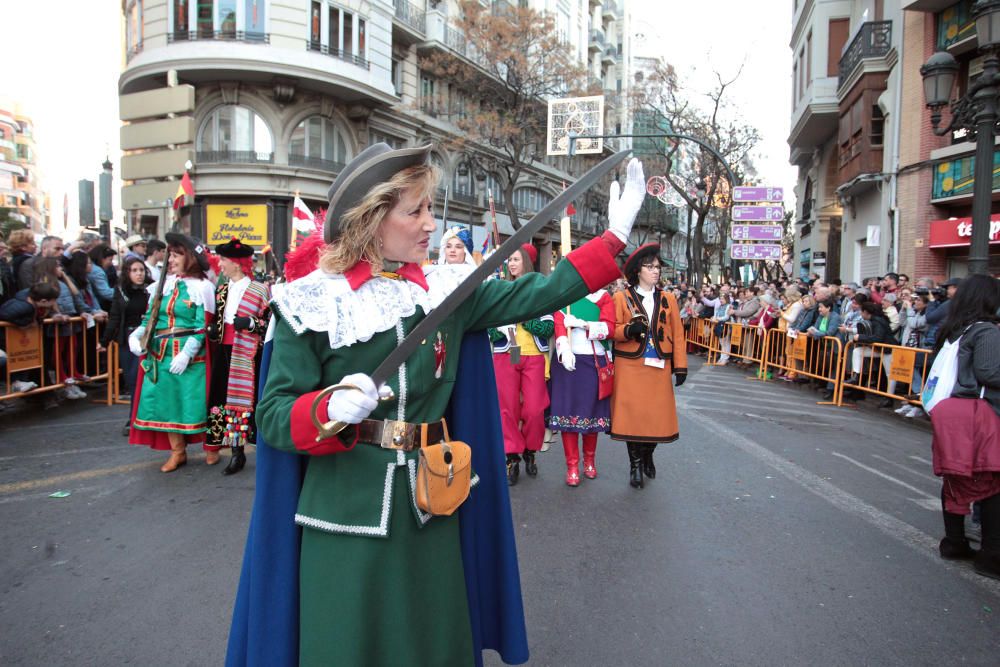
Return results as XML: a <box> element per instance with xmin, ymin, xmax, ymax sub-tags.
<box><xmin>420</xmin><ymin>0</ymin><xmax>590</xmax><ymax>230</ymax></box>
<box><xmin>633</xmin><ymin>61</ymin><xmax>761</xmax><ymax>286</ymax></box>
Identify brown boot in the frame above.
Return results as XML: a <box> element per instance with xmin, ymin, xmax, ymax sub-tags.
<box><xmin>204</xmin><ymin>449</ymin><xmax>221</xmax><ymax>466</ymax></box>
<box><xmin>160</xmin><ymin>446</ymin><xmax>188</xmax><ymax>473</ymax></box>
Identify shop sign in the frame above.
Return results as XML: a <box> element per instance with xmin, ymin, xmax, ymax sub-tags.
<box><xmin>206</xmin><ymin>205</ymin><xmax>268</xmax><ymax>247</ymax></box>
<box><xmin>7</xmin><ymin>324</ymin><xmax>42</xmax><ymax>371</ymax></box>
<box><xmin>812</xmin><ymin>251</ymin><xmax>826</xmax><ymax>266</ymax></box>
<box><xmin>928</xmin><ymin>215</ymin><xmax>1000</xmax><ymax>248</ymax></box>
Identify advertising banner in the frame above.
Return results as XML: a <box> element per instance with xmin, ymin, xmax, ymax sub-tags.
<box><xmin>206</xmin><ymin>205</ymin><xmax>268</xmax><ymax>247</ymax></box>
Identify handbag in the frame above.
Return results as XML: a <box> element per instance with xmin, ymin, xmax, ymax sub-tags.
<box><xmin>593</xmin><ymin>341</ymin><xmax>614</xmax><ymax>400</ymax></box>
<box><xmin>416</xmin><ymin>420</ymin><xmax>473</xmax><ymax>516</ymax></box>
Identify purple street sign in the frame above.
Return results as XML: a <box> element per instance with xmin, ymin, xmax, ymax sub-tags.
<box><xmin>733</xmin><ymin>186</ymin><xmax>784</xmax><ymax>202</ymax></box>
<box><xmin>730</xmin><ymin>243</ymin><xmax>782</xmax><ymax>261</ymax></box>
<box><xmin>732</xmin><ymin>205</ymin><xmax>784</xmax><ymax>222</ymax></box>
<box><xmin>731</xmin><ymin>224</ymin><xmax>784</xmax><ymax>241</ymax></box>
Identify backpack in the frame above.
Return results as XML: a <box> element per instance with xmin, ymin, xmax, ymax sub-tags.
<box><xmin>922</xmin><ymin>324</ymin><xmax>978</xmax><ymax>412</ymax></box>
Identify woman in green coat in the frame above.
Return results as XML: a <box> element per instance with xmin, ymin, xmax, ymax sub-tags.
<box><xmin>256</xmin><ymin>143</ymin><xmax>646</xmax><ymax>665</ymax></box>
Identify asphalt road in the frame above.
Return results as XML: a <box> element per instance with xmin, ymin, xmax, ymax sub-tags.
<box><xmin>2</xmin><ymin>357</ymin><xmax>999</xmax><ymax>666</ymax></box>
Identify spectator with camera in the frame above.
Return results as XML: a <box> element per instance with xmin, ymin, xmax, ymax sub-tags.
<box><xmin>924</xmin><ymin>277</ymin><xmax>962</xmax><ymax>349</ymax></box>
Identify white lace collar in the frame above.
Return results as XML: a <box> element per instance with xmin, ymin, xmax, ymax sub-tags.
<box><xmin>271</xmin><ymin>265</ymin><xmax>469</xmax><ymax>349</ymax></box>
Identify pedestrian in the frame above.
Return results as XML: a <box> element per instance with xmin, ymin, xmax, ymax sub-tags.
<box><xmin>128</xmin><ymin>233</ymin><xmax>220</xmax><ymax>472</ymax></box>
<box><xmin>144</xmin><ymin>239</ymin><xmax>166</xmax><ymax>282</ymax></box>
<box><xmin>98</xmin><ymin>256</ymin><xmax>151</xmax><ymax>435</ymax></box>
<box><xmin>87</xmin><ymin>244</ymin><xmax>117</xmax><ymax>311</ymax></box>
<box><xmin>437</xmin><ymin>225</ymin><xmax>476</xmax><ymax>267</ymax></box>
<box><xmin>206</xmin><ymin>238</ymin><xmax>270</xmax><ymax>476</ymax></box>
<box><xmin>489</xmin><ymin>243</ymin><xmax>554</xmax><ymax>485</ymax></box>
<box><xmin>549</xmin><ymin>287</ymin><xmax>615</xmax><ymax>486</ymax></box>
<box><xmin>847</xmin><ymin>300</ymin><xmax>893</xmax><ymax>391</ymax></box>
<box><xmin>17</xmin><ymin>235</ymin><xmax>63</xmax><ymax>292</ymax></box>
<box><xmin>610</xmin><ymin>243</ymin><xmax>687</xmax><ymax>489</ymax></box>
<box><xmin>928</xmin><ymin>274</ymin><xmax>1000</xmax><ymax>580</ymax></box>
<box><xmin>7</xmin><ymin>229</ymin><xmax>36</xmax><ymax>293</ymax></box>
<box><xmin>123</xmin><ymin>234</ymin><xmax>147</xmax><ymax>262</ymax></box>
<box><xmin>225</xmin><ymin>143</ymin><xmax>646</xmax><ymax>665</ymax></box>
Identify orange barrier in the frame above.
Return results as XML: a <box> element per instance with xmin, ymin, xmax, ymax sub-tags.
<box><xmin>759</xmin><ymin>328</ymin><xmax>845</xmax><ymax>403</ymax></box>
<box><xmin>837</xmin><ymin>341</ymin><xmax>931</xmax><ymax>408</ymax></box>
<box><xmin>686</xmin><ymin>316</ymin><xmax>714</xmax><ymax>352</ymax></box>
<box><xmin>1</xmin><ymin>317</ymin><xmax>122</xmax><ymax>405</ymax></box>
<box><xmin>706</xmin><ymin>320</ymin><xmax>768</xmax><ymax>378</ymax></box>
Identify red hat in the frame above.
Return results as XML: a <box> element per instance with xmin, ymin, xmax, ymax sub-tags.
<box><xmin>520</xmin><ymin>243</ymin><xmax>538</xmax><ymax>265</ymax></box>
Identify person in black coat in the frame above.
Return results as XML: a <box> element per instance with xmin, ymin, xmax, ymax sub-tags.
<box><xmin>97</xmin><ymin>257</ymin><xmax>151</xmax><ymax>435</ymax></box>
<box><xmin>847</xmin><ymin>300</ymin><xmax>893</xmax><ymax>386</ymax></box>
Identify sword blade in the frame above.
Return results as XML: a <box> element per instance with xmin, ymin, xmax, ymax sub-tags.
<box><xmin>369</xmin><ymin>148</ymin><xmax>631</xmax><ymax>387</ymax></box>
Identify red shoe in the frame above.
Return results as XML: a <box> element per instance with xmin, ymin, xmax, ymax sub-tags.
<box><xmin>566</xmin><ymin>466</ymin><xmax>580</xmax><ymax>487</ymax></box>
<box><xmin>562</xmin><ymin>436</ymin><xmax>580</xmax><ymax>487</ymax></box>
<box><xmin>582</xmin><ymin>435</ymin><xmax>598</xmax><ymax>479</ymax></box>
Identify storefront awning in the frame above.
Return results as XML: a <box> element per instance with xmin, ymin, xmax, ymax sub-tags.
<box><xmin>929</xmin><ymin>215</ymin><xmax>1000</xmax><ymax>248</ymax></box>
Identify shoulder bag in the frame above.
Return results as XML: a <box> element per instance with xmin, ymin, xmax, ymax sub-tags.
<box><xmin>593</xmin><ymin>341</ymin><xmax>614</xmax><ymax>400</ymax></box>
<box><xmin>416</xmin><ymin>420</ymin><xmax>473</xmax><ymax>516</ymax></box>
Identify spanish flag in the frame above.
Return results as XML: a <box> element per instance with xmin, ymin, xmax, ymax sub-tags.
<box><xmin>173</xmin><ymin>171</ymin><xmax>195</xmax><ymax>210</ymax></box>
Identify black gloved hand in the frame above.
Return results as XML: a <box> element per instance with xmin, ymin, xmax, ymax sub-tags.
<box><xmin>625</xmin><ymin>320</ymin><xmax>648</xmax><ymax>341</ymax></box>
<box><xmin>674</xmin><ymin>372</ymin><xmax>687</xmax><ymax>387</ymax></box>
<box><xmin>233</xmin><ymin>316</ymin><xmax>253</xmax><ymax>332</ymax></box>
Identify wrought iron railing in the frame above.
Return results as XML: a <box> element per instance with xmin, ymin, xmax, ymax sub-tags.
<box><xmin>603</xmin><ymin>0</ymin><xmax>617</xmax><ymax>16</ymax></box>
<box><xmin>590</xmin><ymin>29</ymin><xmax>605</xmax><ymax>48</ymax></box>
<box><xmin>603</xmin><ymin>45</ymin><xmax>618</xmax><ymax>62</ymax></box>
<box><xmin>168</xmin><ymin>30</ymin><xmax>269</xmax><ymax>44</ymax></box>
<box><xmin>393</xmin><ymin>0</ymin><xmax>426</xmax><ymax>33</ymax></box>
<box><xmin>445</xmin><ymin>25</ymin><xmax>467</xmax><ymax>55</ymax></box>
<box><xmin>838</xmin><ymin>21</ymin><xmax>891</xmax><ymax>86</ymax></box>
<box><xmin>306</xmin><ymin>41</ymin><xmax>371</xmax><ymax>69</ymax></box>
<box><xmin>288</xmin><ymin>154</ymin><xmax>345</xmax><ymax>172</ymax></box>
<box><xmin>196</xmin><ymin>151</ymin><xmax>274</xmax><ymax>164</ymax></box>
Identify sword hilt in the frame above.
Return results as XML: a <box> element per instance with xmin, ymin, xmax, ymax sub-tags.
<box><xmin>311</xmin><ymin>382</ymin><xmax>396</xmax><ymax>441</ymax></box>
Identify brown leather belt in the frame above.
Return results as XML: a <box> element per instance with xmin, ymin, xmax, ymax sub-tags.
<box><xmin>355</xmin><ymin>418</ymin><xmax>447</xmax><ymax>452</ymax></box>
<box><xmin>154</xmin><ymin>327</ymin><xmax>205</xmax><ymax>339</ymax></box>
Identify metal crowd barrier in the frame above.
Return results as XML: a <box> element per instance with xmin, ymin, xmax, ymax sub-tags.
<box><xmin>760</xmin><ymin>328</ymin><xmax>845</xmax><ymax>404</ymax></box>
<box><xmin>837</xmin><ymin>341</ymin><xmax>931</xmax><ymax>408</ymax></box>
<box><xmin>1</xmin><ymin>317</ymin><xmax>122</xmax><ymax>405</ymax></box>
<box><xmin>684</xmin><ymin>319</ymin><xmax>932</xmax><ymax>412</ymax></box>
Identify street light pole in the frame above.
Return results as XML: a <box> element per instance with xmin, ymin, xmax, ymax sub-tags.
<box><xmin>969</xmin><ymin>55</ymin><xmax>999</xmax><ymax>275</ymax></box>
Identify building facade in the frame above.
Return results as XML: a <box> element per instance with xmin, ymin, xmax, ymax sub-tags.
<box><xmin>789</xmin><ymin>0</ymin><xmax>902</xmax><ymax>284</ymax></box>
<box><xmin>118</xmin><ymin>0</ymin><xmax>631</xmax><ymax>263</ymax></box>
<box><xmin>0</xmin><ymin>105</ymin><xmax>48</xmax><ymax>233</ymax></box>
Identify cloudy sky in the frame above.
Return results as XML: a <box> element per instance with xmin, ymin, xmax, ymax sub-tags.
<box><xmin>2</xmin><ymin>0</ymin><xmax>796</xmax><ymax>236</ymax></box>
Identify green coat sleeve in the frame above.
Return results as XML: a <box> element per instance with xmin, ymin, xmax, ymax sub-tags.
<box><xmin>523</xmin><ymin>317</ymin><xmax>554</xmax><ymax>338</ymax></box>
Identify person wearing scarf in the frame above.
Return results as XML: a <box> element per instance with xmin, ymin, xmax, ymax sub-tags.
<box><xmin>207</xmin><ymin>238</ymin><xmax>271</xmax><ymax>475</ymax></box>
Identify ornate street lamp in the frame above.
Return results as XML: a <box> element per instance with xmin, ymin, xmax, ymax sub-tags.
<box><xmin>920</xmin><ymin>0</ymin><xmax>1000</xmax><ymax>275</ymax></box>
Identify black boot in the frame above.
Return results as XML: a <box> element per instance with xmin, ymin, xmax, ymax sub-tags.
<box><xmin>626</xmin><ymin>443</ymin><xmax>644</xmax><ymax>489</ymax></box>
<box><xmin>641</xmin><ymin>443</ymin><xmax>657</xmax><ymax>479</ymax></box>
<box><xmin>523</xmin><ymin>450</ymin><xmax>538</xmax><ymax>477</ymax></box>
<box><xmin>975</xmin><ymin>494</ymin><xmax>1000</xmax><ymax>579</ymax></box>
<box><xmin>506</xmin><ymin>454</ymin><xmax>520</xmax><ymax>486</ymax></box>
<box><xmin>941</xmin><ymin>487</ymin><xmax>976</xmax><ymax>559</ymax></box>
<box><xmin>121</xmin><ymin>421</ymin><xmax>131</xmax><ymax>437</ymax></box>
<box><xmin>223</xmin><ymin>445</ymin><xmax>247</xmax><ymax>476</ymax></box>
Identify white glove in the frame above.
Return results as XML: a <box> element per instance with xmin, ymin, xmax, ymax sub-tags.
<box><xmin>326</xmin><ymin>373</ymin><xmax>393</xmax><ymax>425</ymax></box>
<box><xmin>607</xmin><ymin>158</ymin><xmax>646</xmax><ymax>243</ymax></box>
<box><xmin>128</xmin><ymin>327</ymin><xmax>145</xmax><ymax>356</ymax></box>
<box><xmin>555</xmin><ymin>337</ymin><xmax>575</xmax><ymax>372</ymax></box>
<box><xmin>563</xmin><ymin>314</ymin><xmax>587</xmax><ymax>329</ymax></box>
<box><xmin>169</xmin><ymin>351</ymin><xmax>190</xmax><ymax>375</ymax></box>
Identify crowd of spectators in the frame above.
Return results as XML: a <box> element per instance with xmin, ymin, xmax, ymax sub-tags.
<box><xmin>0</xmin><ymin>231</ymin><xmax>165</xmax><ymax>407</ymax></box>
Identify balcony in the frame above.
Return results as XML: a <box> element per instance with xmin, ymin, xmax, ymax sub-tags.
<box><xmin>168</xmin><ymin>30</ymin><xmax>269</xmax><ymax>44</ymax></box>
<box><xmin>196</xmin><ymin>150</ymin><xmax>274</xmax><ymax>165</ymax></box>
<box><xmin>307</xmin><ymin>41</ymin><xmax>371</xmax><ymax>69</ymax></box>
<box><xmin>602</xmin><ymin>0</ymin><xmax>617</xmax><ymax>21</ymax></box>
<box><xmin>838</xmin><ymin>21</ymin><xmax>892</xmax><ymax>89</ymax></box>
<box><xmin>126</xmin><ymin>41</ymin><xmax>143</xmax><ymax>63</ymax></box>
<box><xmin>392</xmin><ymin>0</ymin><xmax>426</xmax><ymax>42</ymax></box>
<box><xmin>788</xmin><ymin>76</ymin><xmax>839</xmax><ymax>165</ymax></box>
<box><xmin>289</xmin><ymin>154</ymin><xmax>345</xmax><ymax>172</ymax></box>
<box><xmin>588</xmin><ymin>29</ymin><xmax>605</xmax><ymax>53</ymax></box>
<box><xmin>602</xmin><ymin>45</ymin><xmax>618</xmax><ymax>66</ymax></box>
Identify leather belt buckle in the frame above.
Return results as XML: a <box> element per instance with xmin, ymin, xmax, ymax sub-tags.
<box><xmin>380</xmin><ymin>419</ymin><xmax>417</xmax><ymax>451</ymax></box>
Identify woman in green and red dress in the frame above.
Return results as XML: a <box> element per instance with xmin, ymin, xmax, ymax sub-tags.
<box><xmin>128</xmin><ymin>233</ymin><xmax>219</xmax><ymax>472</ymax></box>
<box><xmin>242</xmin><ymin>143</ymin><xmax>647</xmax><ymax>665</ymax></box>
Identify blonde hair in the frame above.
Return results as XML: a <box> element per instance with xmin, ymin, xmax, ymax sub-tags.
<box><xmin>319</xmin><ymin>164</ymin><xmax>440</xmax><ymax>275</ymax></box>
<box><xmin>7</xmin><ymin>229</ymin><xmax>34</xmax><ymax>253</ymax></box>
<box><xmin>783</xmin><ymin>286</ymin><xmax>802</xmax><ymax>304</ymax></box>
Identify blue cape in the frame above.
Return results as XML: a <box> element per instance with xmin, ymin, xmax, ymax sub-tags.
<box><xmin>225</xmin><ymin>331</ymin><xmax>528</xmax><ymax>666</ymax></box>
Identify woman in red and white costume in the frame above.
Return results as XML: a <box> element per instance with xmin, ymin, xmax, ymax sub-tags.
<box><xmin>549</xmin><ymin>288</ymin><xmax>615</xmax><ymax>486</ymax></box>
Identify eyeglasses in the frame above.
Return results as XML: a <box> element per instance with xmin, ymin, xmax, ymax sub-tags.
<box><xmin>640</xmin><ymin>263</ymin><xmax>661</xmax><ymax>270</ymax></box>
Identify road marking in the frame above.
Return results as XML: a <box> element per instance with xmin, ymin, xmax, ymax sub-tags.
<box><xmin>682</xmin><ymin>389</ymin><xmax>807</xmax><ymax>409</ymax></box>
<box><xmin>678</xmin><ymin>397</ymin><xmax>851</xmax><ymax>420</ymax></box>
<box><xmin>870</xmin><ymin>453</ymin><xmax>940</xmax><ymax>484</ymax></box>
<box><xmin>682</xmin><ymin>410</ymin><xmax>1000</xmax><ymax>597</ymax></box>
<box><xmin>830</xmin><ymin>451</ymin><xmax>938</xmax><ymax>500</ymax></box>
<box><xmin>0</xmin><ymin>445</ymin><xmax>130</xmax><ymax>462</ymax></box>
<box><xmin>0</xmin><ymin>461</ymin><xmax>158</xmax><ymax>495</ymax></box>
<box><xmin>909</xmin><ymin>454</ymin><xmax>934</xmax><ymax>466</ymax></box>
<box><xmin>0</xmin><ymin>418</ymin><xmax>127</xmax><ymax>432</ymax></box>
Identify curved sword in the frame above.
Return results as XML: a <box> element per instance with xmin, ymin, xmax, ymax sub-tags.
<box><xmin>313</xmin><ymin>148</ymin><xmax>632</xmax><ymax>439</ymax></box>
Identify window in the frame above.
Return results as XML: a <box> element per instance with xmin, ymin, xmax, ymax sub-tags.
<box><xmin>172</xmin><ymin>0</ymin><xmax>266</xmax><ymax>39</ymax></box>
<box><xmin>485</xmin><ymin>173</ymin><xmax>505</xmax><ymax>206</ymax></box>
<box><xmin>806</xmin><ymin>31</ymin><xmax>812</xmax><ymax>83</ymax></box>
<box><xmin>290</xmin><ymin>116</ymin><xmax>352</xmax><ymax>169</ymax></box>
<box><xmin>309</xmin><ymin>1</ymin><xmax>366</xmax><ymax>61</ymax></box>
<box><xmin>870</xmin><ymin>105</ymin><xmax>884</xmax><ymax>147</ymax></box>
<box><xmin>391</xmin><ymin>58</ymin><xmax>403</xmax><ymax>95</ymax></box>
<box><xmin>452</xmin><ymin>162</ymin><xmax>474</xmax><ymax>197</ymax></box>
<box><xmin>793</xmin><ymin>62</ymin><xmax>798</xmax><ymax>103</ymax></box>
<box><xmin>420</xmin><ymin>72</ymin><xmax>437</xmax><ymax>114</ymax></box>
<box><xmin>368</xmin><ymin>130</ymin><xmax>404</xmax><ymax>149</ymax></box>
<box><xmin>828</xmin><ymin>18</ymin><xmax>850</xmax><ymax>77</ymax></box>
<box><xmin>126</xmin><ymin>1</ymin><xmax>143</xmax><ymax>53</ymax></box>
<box><xmin>512</xmin><ymin>187</ymin><xmax>551</xmax><ymax>214</ymax></box>
<box><xmin>798</xmin><ymin>47</ymin><xmax>805</xmax><ymax>98</ymax></box>
<box><xmin>198</xmin><ymin>105</ymin><xmax>274</xmax><ymax>161</ymax></box>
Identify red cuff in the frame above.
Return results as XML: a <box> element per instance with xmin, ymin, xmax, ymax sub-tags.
<box><xmin>566</xmin><ymin>232</ymin><xmax>624</xmax><ymax>292</ymax></box>
<box><xmin>290</xmin><ymin>390</ymin><xmax>359</xmax><ymax>455</ymax></box>
<box><xmin>553</xmin><ymin>310</ymin><xmax>568</xmax><ymax>338</ymax></box>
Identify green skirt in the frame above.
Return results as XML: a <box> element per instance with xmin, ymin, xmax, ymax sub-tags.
<box><xmin>299</xmin><ymin>467</ymin><xmax>475</xmax><ymax>666</ymax></box>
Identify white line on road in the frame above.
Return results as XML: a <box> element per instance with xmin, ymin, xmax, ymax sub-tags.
<box><xmin>870</xmin><ymin>453</ymin><xmax>940</xmax><ymax>484</ymax></box>
<box><xmin>909</xmin><ymin>455</ymin><xmax>934</xmax><ymax>466</ymax></box>
<box><xmin>0</xmin><ymin>418</ymin><xmax>126</xmax><ymax>433</ymax></box>
<box><xmin>681</xmin><ymin>405</ymin><xmax>834</xmax><ymax>421</ymax></box>
<box><xmin>0</xmin><ymin>445</ymin><xmax>130</xmax><ymax>462</ymax></box>
<box><xmin>830</xmin><ymin>451</ymin><xmax>939</xmax><ymax>500</ymax></box>
<box><xmin>682</xmin><ymin>410</ymin><xmax>1000</xmax><ymax>597</ymax></box>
